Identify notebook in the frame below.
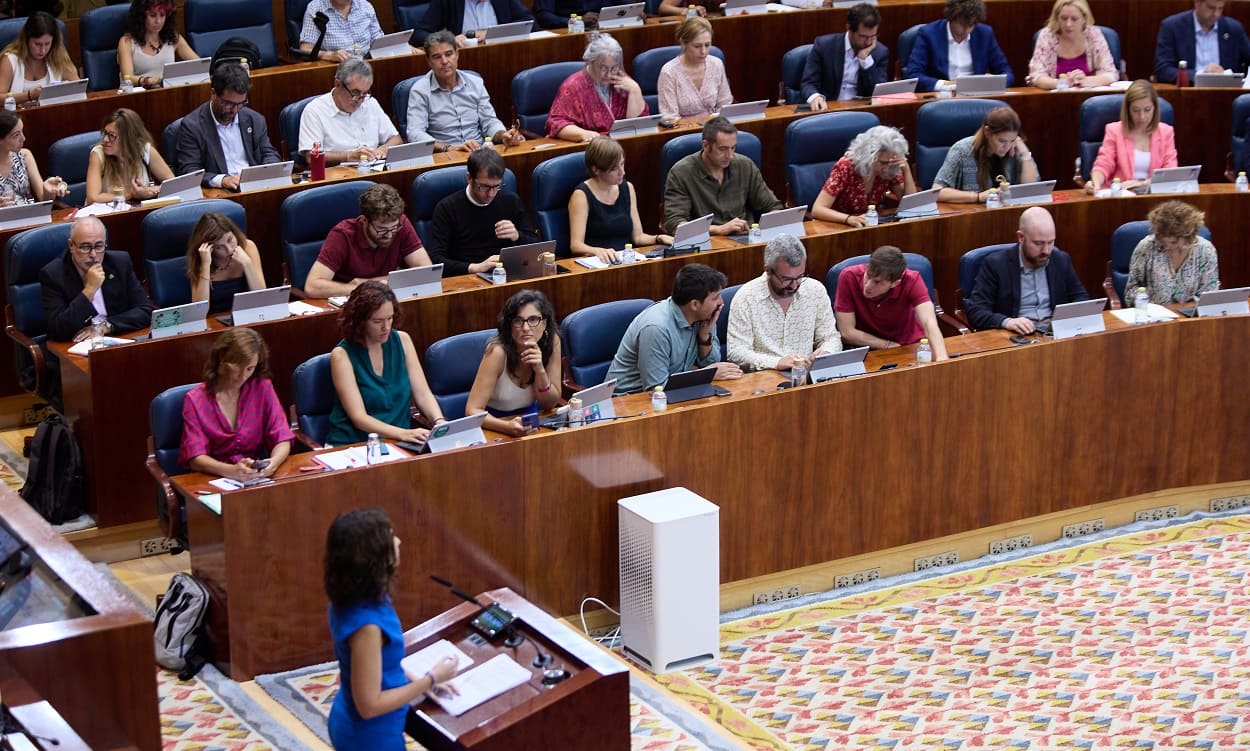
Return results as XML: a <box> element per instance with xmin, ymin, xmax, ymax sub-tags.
<box><xmin>715</xmin><ymin>100</ymin><xmax>768</xmax><ymax>124</ymax></box>
<box><xmin>1149</xmin><ymin>165</ymin><xmax>1201</xmax><ymax>194</ymax></box>
<box><xmin>217</xmin><ymin>285</ymin><xmax>292</xmax><ymax>326</ymax></box>
<box><xmin>880</xmin><ymin>187</ymin><xmax>940</xmax><ymax>222</ymax></box>
<box><xmin>756</xmin><ymin>205</ymin><xmax>807</xmax><ymax>242</ymax></box>
<box><xmin>647</xmin><ymin>213</ymin><xmax>714</xmax><ymax>256</ymax></box>
<box><xmin>541</xmin><ymin>380</ymin><xmax>618</xmax><ymax>428</ymax></box>
<box><xmin>152</xmin><ymin>170</ymin><xmax>205</xmax><ymax>203</ymax></box>
<box><xmin>1194</xmin><ymin>71</ymin><xmax>1244</xmax><ymax>88</ymax></box>
<box><xmin>955</xmin><ymin>74</ymin><xmax>1008</xmax><ymax>96</ymax></box>
<box><xmin>663</xmin><ymin>365</ymin><xmax>728</xmax><ymax>404</ymax></box>
<box><xmin>609</xmin><ymin>114</ymin><xmax>663</xmax><ymax>138</ymax></box>
<box><xmin>1196</xmin><ymin>286</ymin><xmax>1250</xmax><ymax>317</ymax></box>
<box><xmin>1001</xmin><ymin>180</ymin><xmax>1056</xmax><ymax>206</ymax></box>
<box><xmin>382</xmin><ymin>140</ymin><xmax>436</xmax><ymax>170</ymax></box>
<box><xmin>1050</xmin><ymin>297</ymin><xmax>1107</xmax><ymax>339</ymax></box>
<box><xmin>369</xmin><ymin>29</ymin><xmax>416</xmax><ymax>58</ymax></box>
<box><xmin>38</xmin><ymin>78</ymin><xmax>88</xmax><ymax>106</ymax></box>
<box><xmin>597</xmin><ymin>2</ymin><xmax>645</xmax><ymax>28</ymax></box>
<box><xmin>807</xmin><ymin>346</ymin><xmax>869</xmax><ymax>382</ymax></box>
<box><xmin>474</xmin><ymin>20</ymin><xmax>534</xmax><ymax>44</ymax></box>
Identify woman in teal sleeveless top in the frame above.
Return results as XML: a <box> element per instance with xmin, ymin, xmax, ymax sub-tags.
<box><xmin>327</xmin><ymin>281</ymin><xmax>446</xmax><ymax>447</ymax></box>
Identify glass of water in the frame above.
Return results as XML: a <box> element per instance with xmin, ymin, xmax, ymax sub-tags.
<box><xmin>111</xmin><ymin>185</ymin><xmax>125</xmax><ymax>210</ymax></box>
<box><xmin>790</xmin><ymin>362</ymin><xmax>808</xmax><ymax>388</ymax></box>
<box><xmin>90</xmin><ymin>320</ymin><xmax>106</xmax><ymax>350</ymax></box>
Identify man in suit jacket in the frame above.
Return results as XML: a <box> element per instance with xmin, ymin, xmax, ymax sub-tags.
<box><xmin>176</xmin><ymin>63</ymin><xmax>281</xmax><ymax>191</ymax></box>
<box><xmin>412</xmin><ymin>0</ymin><xmax>535</xmax><ymax>47</ymax></box>
<box><xmin>966</xmin><ymin>207</ymin><xmax>1088</xmax><ymax>334</ymax></box>
<box><xmin>903</xmin><ymin>0</ymin><xmax>1013</xmax><ymax>92</ymax></box>
<box><xmin>800</xmin><ymin>3</ymin><xmax>890</xmax><ymax>109</ymax></box>
<box><xmin>40</xmin><ymin>217</ymin><xmax>153</xmax><ymax>343</ymax></box>
<box><xmin>1154</xmin><ymin>0</ymin><xmax>1250</xmax><ymax>84</ymax></box>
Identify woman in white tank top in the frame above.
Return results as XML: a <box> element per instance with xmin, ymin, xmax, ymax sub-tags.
<box><xmin>117</xmin><ymin>0</ymin><xmax>199</xmax><ymax>89</ymax></box>
<box><xmin>465</xmin><ymin>290</ymin><xmax>564</xmax><ymax>437</ymax></box>
<box><xmin>0</xmin><ymin>12</ymin><xmax>77</xmax><ymax>106</ymax></box>
<box><xmin>85</xmin><ymin>108</ymin><xmax>174</xmax><ymax>204</ymax></box>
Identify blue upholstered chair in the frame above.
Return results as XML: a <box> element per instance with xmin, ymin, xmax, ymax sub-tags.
<box><xmin>290</xmin><ymin>353</ymin><xmax>333</xmax><ymax>448</ymax></box>
<box><xmin>394</xmin><ymin>0</ymin><xmax>432</xmax><ymax>29</ymax></box>
<box><xmin>784</xmin><ymin>111</ymin><xmax>879</xmax><ymax>210</ymax></box>
<box><xmin>284</xmin><ymin>0</ymin><xmax>313</xmax><ymax>55</ymax></box>
<box><xmin>658</xmin><ymin>131</ymin><xmax>761</xmax><ymax>196</ymax></box>
<box><xmin>531</xmin><ymin>152</ymin><xmax>587</xmax><ymax>258</ymax></box>
<box><xmin>393</xmin><ymin>76</ymin><xmax>419</xmax><ymax>140</ymax></box>
<box><xmin>630</xmin><ymin>45</ymin><xmax>726</xmax><ymax>114</ymax></box>
<box><xmin>511</xmin><ymin>61</ymin><xmax>583</xmax><ymax>136</ymax></box>
<box><xmin>955</xmin><ymin>243</ymin><xmax>1011</xmax><ymax>329</ymax></box>
<box><xmin>280</xmin><ymin>180</ymin><xmax>373</xmax><ymax>296</ymax></box>
<box><xmin>146</xmin><ymin>382</ymin><xmax>197</xmax><ymax>545</ymax></box>
<box><xmin>1231</xmin><ymin>94</ymin><xmax>1250</xmax><ymax>176</ymax></box>
<box><xmin>715</xmin><ymin>283</ymin><xmax>740</xmax><ymax>355</ymax></box>
<box><xmin>278</xmin><ymin>94</ymin><xmax>319</xmax><ymax>163</ymax></box>
<box><xmin>0</xmin><ymin>17</ymin><xmax>68</xmax><ymax>52</ymax></box>
<box><xmin>4</xmin><ymin>223</ymin><xmax>73</xmax><ymax>400</ymax></box>
<box><xmin>780</xmin><ymin>44</ymin><xmax>812</xmax><ymax>104</ymax></box>
<box><xmin>559</xmin><ymin>298</ymin><xmax>652</xmax><ymax>390</ymax></box>
<box><xmin>1105</xmin><ymin>220</ymin><xmax>1211</xmax><ymax>307</ymax></box>
<box><xmin>914</xmin><ymin>98</ymin><xmax>1006</xmax><ymax>189</ymax></box>
<box><xmin>80</xmin><ymin>4</ymin><xmax>129</xmax><ymax>91</ymax></box>
<box><xmin>141</xmin><ymin>199</ymin><xmax>248</xmax><ymax>309</ymax></box>
<box><xmin>424</xmin><ymin>328</ymin><xmax>494</xmax><ymax>420</ymax></box>
<box><xmin>896</xmin><ymin>23</ymin><xmax>923</xmax><ymax>78</ymax></box>
<box><xmin>1078</xmin><ymin>95</ymin><xmax>1174</xmax><ymax>182</ymax></box>
<box><xmin>184</xmin><ymin>0</ymin><xmax>279</xmax><ymax>67</ymax></box>
<box><xmin>162</xmin><ymin>118</ymin><xmax>183</xmax><ymax>175</ymax></box>
<box><xmin>408</xmin><ymin>166</ymin><xmax>518</xmax><ymax>246</ymax></box>
<box><xmin>47</xmin><ymin>132</ymin><xmax>98</xmax><ymax>209</ymax></box>
<box><xmin>825</xmin><ymin>252</ymin><xmax>938</xmax><ymax>309</ymax></box>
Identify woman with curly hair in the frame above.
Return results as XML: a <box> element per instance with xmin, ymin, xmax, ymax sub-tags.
<box><xmin>811</xmin><ymin>125</ymin><xmax>916</xmax><ymax>227</ymax></box>
<box><xmin>118</xmin><ymin>0</ymin><xmax>198</xmax><ymax>89</ymax></box>
<box><xmin>1124</xmin><ymin>200</ymin><xmax>1219</xmax><ymax>306</ymax></box>
<box><xmin>465</xmin><ymin>289</ymin><xmax>562</xmax><ymax>436</ymax></box>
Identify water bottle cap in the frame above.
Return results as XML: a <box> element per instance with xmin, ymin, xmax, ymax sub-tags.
<box><xmin>920</xmin><ymin>338</ymin><xmax>929</xmax><ymax>344</ymax></box>
<box><xmin>653</xmin><ymin>386</ymin><xmax>663</xmax><ymax>392</ymax></box>
<box><xmin>1179</xmin><ymin>60</ymin><xmax>1188</xmax><ymax>67</ymax></box>
<box><xmin>496</xmin><ymin>262</ymin><xmax>504</xmax><ymax>269</ymax></box>
<box><xmin>1241</xmin><ymin>172</ymin><xmax>1247</xmax><ymax>177</ymax></box>
<box><xmin>868</xmin><ymin>205</ymin><xmax>876</xmax><ymax>211</ymax></box>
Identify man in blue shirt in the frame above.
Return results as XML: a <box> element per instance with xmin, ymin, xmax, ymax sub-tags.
<box><xmin>606</xmin><ymin>263</ymin><xmax>742</xmax><ymax>395</ymax></box>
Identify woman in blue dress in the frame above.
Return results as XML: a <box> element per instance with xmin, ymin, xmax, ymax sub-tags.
<box><xmin>324</xmin><ymin>508</ymin><xmax>458</xmax><ymax>749</ymax></box>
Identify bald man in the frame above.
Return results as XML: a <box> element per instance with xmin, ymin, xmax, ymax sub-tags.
<box><xmin>965</xmin><ymin>206</ymin><xmax>1088</xmax><ymax>333</ymax></box>
<box><xmin>40</xmin><ymin>216</ymin><xmax>152</xmax><ymax>342</ymax></box>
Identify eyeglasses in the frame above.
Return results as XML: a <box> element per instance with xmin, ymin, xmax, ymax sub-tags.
<box><xmin>71</xmin><ymin>241</ymin><xmax>106</xmax><ymax>255</ymax></box>
<box><xmin>217</xmin><ymin>96</ymin><xmax>249</xmax><ymax>110</ymax></box>
<box><xmin>511</xmin><ymin>315</ymin><xmax>545</xmax><ymax>329</ymax></box>
<box><xmin>99</xmin><ymin>129</ymin><xmax>119</xmax><ymax>143</ymax></box>
<box><xmin>370</xmin><ymin>221</ymin><xmax>402</xmax><ymax>237</ymax></box>
<box><xmin>472</xmin><ymin>180</ymin><xmax>504</xmax><ymax>194</ymax></box>
<box><xmin>594</xmin><ymin>64</ymin><xmax>622</xmax><ymax>76</ymax></box>
<box><xmin>769</xmin><ymin>269</ymin><xmax>806</xmax><ymax>285</ymax></box>
<box><xmin>338</xmin><ymin>81</ymin><xmax>372</xmax><ymax>101</ymax></box>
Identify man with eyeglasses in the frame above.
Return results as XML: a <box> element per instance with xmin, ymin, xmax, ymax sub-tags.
<box><xmin>406</xmin><ymin>30</ymin><xmax>524</xmax><ymax>152</ymax></box>
<box><xmin>799</xmin><ymin>3</ymin><xmax>890</xmax><ymax>109</ymax></box>
<box><xmin>426</xmin><ymin>148</ymin><xmax>538</xmax><ymax>276</ymax></box>
<box><xmin>726</xmin><ymin>234</ymin><xmax>841</xmax><ymax>373</ymax></box>
<box><xmin>298</xmin><ymin>58</ymin><xmax>401</xmax><ymax>166</ymax></box>
<box><xmin>39</xmin><ymin>217</ymin><xmax>152</xmax><ymax>343</ymax></box>
<box><xmin>304</xmin><ymin>184</ymin><xmax>431</xmax><ymax>298</ymax></box>
<box><xmin>175</xmin><ymin>63</ymin><xmax>281</xmax><ymax>190</ymax></box>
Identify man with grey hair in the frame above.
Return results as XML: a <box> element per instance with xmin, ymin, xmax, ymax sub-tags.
<box><xmin>406</xmin><ymin>30</ymin><xmax>525</xmax><ymax>151</ymax></box>
<box><xmin>298</xmin><ymin>58</ymin><xmax>402</xmax><ymax>165</ymax></box>
<box><xmin>40</xmin><ymin>217</ymin><xmax>152</xmax><ymax>342</ymax></box>
<box><xmin>726</xmin><ymin>234</ymin><xmax>840</xmax><ymax>372</ymax></box>
<box><xmin>412</xmin><ymin>0</ymin><xmax>534</xmax><ymax>48</ymax></box>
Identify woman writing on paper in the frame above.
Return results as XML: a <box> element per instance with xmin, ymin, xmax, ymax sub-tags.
<box><xmin>118</xmin><ymin>0</ymin><xmax>199</xmax><ymax>89</ymax></box>
<box><xmin>85</xmin><ymin>108</ymin><xmax>174</xmax><ymax>204</ymax></box>
<box><xmin>0</xmin><ymin>12</ymin><xmax>77</xmax><ymax>105</ymax></box>
<box><xmin>810</xmin><ymin>125</ymin><xmax>916</xmax><ymax>227</ymax></box>
<box><xmin>325</xmin><ymin>508</ymin><xmax>459</xmax><ymax>750</ymax></box>
<box><xmin>0</xmin><ymin>110</ymin><xmax>70</xmax><ymax>206</ymax></box>
<box><xmin>1085</xmin><ymin>80</ymin><xmax>1177</xmax><ymax>194</ymax></box>
<box><xmin>568</xmin><ymin>137</ymin><xmax>672</xmax><ymax>263</ymax></box>
<box><xmin>185</xmin><ymin>212</ymin><xmax>267</xmax><ymax>313</ymax></box>
<box><xmin>1124</xmin><ymin>200</ymin><xmax>1219</xmax><ymax>306</ymax></box>
<box><xmin>1026</xmin><ymin>0</ymin><xmax>1117</xmax><ymax>90</ymax></box>
<box><xmin>932</xmin><ymin>106</ymin><xmax>1039</xmax><ymax>203</ymax></box>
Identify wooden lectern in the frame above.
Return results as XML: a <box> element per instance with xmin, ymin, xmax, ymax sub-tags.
<box><xmin>403</xmin><ymin>588</ymin><xmax>630</xmax><ymax>751</ymax></box>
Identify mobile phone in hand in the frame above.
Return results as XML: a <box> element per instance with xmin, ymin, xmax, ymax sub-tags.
<box><xmin>252</xmin><ymin>458</ymin><xmax>270</xmax><ymax>470</ymax></box>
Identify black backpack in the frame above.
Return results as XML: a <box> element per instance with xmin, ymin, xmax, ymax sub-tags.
<box><xmin>211</xmin><ymin>36</ymin><xmax>263</xmax><ymax>72</ymax></box>
<box><xmin>19</xmin><ymin>413</ymin><xmax>85</xmax><ymax>525</ymax></box>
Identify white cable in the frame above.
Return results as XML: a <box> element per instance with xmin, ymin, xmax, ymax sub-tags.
<box><xmin>579</xmin><ymin>596</ymin><xmax>621</xmax><ymax>636</ymax></box>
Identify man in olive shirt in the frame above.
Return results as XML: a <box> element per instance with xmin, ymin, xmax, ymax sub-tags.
<box><xmin>662</xmin><ymin>117</ymin><xmax>783</xmax><ymax>236</ymax></box>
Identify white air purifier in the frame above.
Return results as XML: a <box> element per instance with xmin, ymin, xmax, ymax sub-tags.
<box><xmin>618</xmin><ymin>487</ymin><xmax>719</xmax><ymax>673</ymax></box>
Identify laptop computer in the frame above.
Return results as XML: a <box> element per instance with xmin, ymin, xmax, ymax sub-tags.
<box><xmin>597</xmin><ymin>2</ymin><xmax>645</xmax><ymax>28</ymax></box>
<box><xmin>216</xmin><ymin>285</ymin><xmax>292</xmax><ymax>326</ymax></box>
<box><xmin>476</xmin><ymin>19</ymin><xmax>533</xmax><ymax>44</ymax></box>
<box><xmin>425</xmin><ymin>412</ymin><xmax>488</xmax><ymax>453</ymax></box>
<box><xmin>807</xmin><ymin>346</ymin><xmax>869</xmax><ymax>383</ymax></box>
<box><xmin>647</xmin><ymin>213</ymin><xmax>714</xmax><ymax>257</ymax></box>
<box><xmin>1050</xmin><ymin>297</ymin><xmax>1107</xmax><ymax>339</ymax></box>
<box><xmin>1001</xmin><ymin>180</ymin><xmax>1057</xmax><ymax>207</ymax></box>
<box><xmin>475</xmin><ymin>240</ymin><xmax>557</xmax><ymax>282</ymax></box>
<box><xmin>609</xmin><ymin>114</ymin><xmax>663</xmax><ymax>138</ymax></box>
<box><xmin>955</xmin><ymin>74</ymin><xmax>1008</xmax><ymax>96</ymax></box>
<box><xmin>238</xmin><ymin>161</ymin><xmax>294</xmax><ymax>192</ymax></box>
<box><xmin>382</xmin><ymin>140</ymin><xmax>436</xmax><ymax>170</ymax></box>
<box><xmin>1196</xmin><ymin>286</ymin><xmax>1250</xmax><ymax>317</ymax></box>
<box><xmin>0</xmin><ymin>200</ymin><xmax>52</xmax><ymax>231</ymax></box>
<box><xmin>1194</xmin><ymin>71</ymin><xmax>1244</xmax><ymax>88</ymax></box>
<box><xmin>722</xmin><ymin>0</ymin><xmax>767</xmax><ymax>14</ymax></box>
<box><xmin>38</xmin><ymin>78</ymin><xmax>88</xmax><ymax>106</ymax></box>
<box><xmin>716</xmin><ymin>100</ymin><xmax>768</xmax><ymax>124</ymax></box>
<box><xmin>388</xmin><ymin>264</ymin><xmax>443</xmax><ymax>300</ymax></box>
<box><xmin>756</xmin><ymin>205</ymin><xmax>807</xmax><ymax>242</ymax></box>
<box><xmin>148</xmin><ymin>170</ymin><xmax>205</xmax><ymax>204</ymax></box>
<box><xmin>664</xmin><ymin>365</ymin><xmax>729</xmax><ymax>404</ymax></box>
<box><xmin>150</xmin><ymin>300</ymin><xmax>210</xmax><ymax>339</ymax></box>
<box><xmin>369</xmin><ymin>29</ymin><xmax>416</xmax><ymax>58</ymax></box>
<box><xmin>541</xmin><ymin>380</ymin><xmax>618</xmax><ymax>428</ymax></box>
<box><xmin>880</xmin><ymin>187</ymin><xmax>940</xmax><ymax>222</ymax></box>
<box><xmin>161</xmin><ymin>57</ymin><xmax>211</xmax><ymax>87</ymax></box>
<box><xmin>871</xmin><ymin>78</ymin><xmax>918</xmax><ymax>98</ymax></box>
<box><xmin>1149</xmin><ymin>165</ymin><xmax>1201</xmax><ymax>194</ymax></box>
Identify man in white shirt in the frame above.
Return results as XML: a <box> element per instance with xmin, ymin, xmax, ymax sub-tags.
<box><xmin>727</xmin><ymin>234</ymin><xmax>840</xmax><ymax>372</ymax></box>
<box><xmin>175</xmin><ymin>63</ymin><xmax>282</xmax><ymax>190</ymax></box>
<box><xmin>298</xmin><ymin>58</ymin><xmax>402</xmax><ymax>165</ymax></box>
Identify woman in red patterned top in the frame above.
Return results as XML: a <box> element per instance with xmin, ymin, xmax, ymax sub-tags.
<box><xmin>179</xmin><ymin>327</ymin><xmax>293</xmax><ymax>482</ymax></box>
<box><xmin>811</xmin><ymin>125</ymin><xmax>916</xmax><ymax>228</ymax></box>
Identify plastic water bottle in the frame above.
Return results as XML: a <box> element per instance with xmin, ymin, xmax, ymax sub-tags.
<box><xmin>1134</xmin><ymin>287</ymin><xmax>1150</xmax><ymax>324</ymax></box>
<box><xmin>3</xmin><ymin>95</ymin><xmax>14</xmax><ymax>112</ymax></box>
<box><xmin>1237</xmin><ymin>172</ymin><xmax>1249</xmax><ymax>193</ymax></box>
<box><xmin>1177</xmin><ymin>61</ymin><xmax>1189</xmax><ymax>87</ymax></box>
<box><xmin>571</xmin><ymin>14</ymin><xmax>584</xmax><ymax>32</ymax></box>
<box><xmin>749</xmin><ymin>223</ymin><xmax>761</xmax><ymax>243</ymax></box>
<box><xmin>356</xmin><ymin>149</ymin><xmax>370</xmax><ymax>175</ymax></box>
<box><xmin>366</xmin><ymin>432</ymin><xmax>381</xmax><ymax>464</ymax></box>
<box><xmin>621</xmin><ymin>243</ymin><xmax>636</xmax><ymax>264</ymax></box>
<box><xmin>985</xmin><ymin>189</ymin><xmax>1001</xmax><ymax>209</ymax></box>
<box><xmin>568</xmin><ymin>14</ymin><xmax>577</xmax><ymax>32</ymax></box>
<box><xmin>539</xmin><ymin>251</ymin><xmax>557</xmax><ymax>276</ymax></box>
<box><xmin>1056</xmin><ymin>73</ymin><xmax>1069</xmax><ymax>91</ymax></box>
<box><xmin>567</xmin><ymin>397</ymin><xmax>584</xmax><ymax>427</ymax></box>
<box><xmin>491</xmin><ymin>262</ymin><xmax>507</xmax><ymax>284</ymax></box>
<box><xmin>650</xmin><ymin>386</ymin><xmax>667</xmax><ymax>412</ymax></box>
<box><xmin>686</xmin><ymin>5</ymin><xmax>698</xmax><ymax>17</ymax></box>
<box><xmin>1110</xmin><ymin>178</ymin><xmax>1123</xmax><ymax>197</ymax></box>
<box><xmin>916</xmin><ymin>338</ymin><xmax>933</xmax><ymax>364</ymax></box>
<box><xmin>864</xmin><ymin>204</ymin><xmax>878</xmax><ymax>227</ymax></box>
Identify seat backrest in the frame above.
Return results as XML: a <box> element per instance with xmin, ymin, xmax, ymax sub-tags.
<box><xmin>1231</xmin><ymin>93</ymin><xmax>1250</xmax><ymax>175</ymax></box>
<box><xmin>424</xmin><ymin>328</ymin><xmax>495</xmax><ymax>420</ymax></box>
<box><xmin>896</xmin><ymin>23</ymin><xmax>923</xmax><ymax>78</ymax></box>
<box><xmin>150</xmin><ymin>383</ymin><xmax>198</xmax><ymax>479</ymax></box>
<box><xmin>291</xmin><ymin>352</ymin><xmax>333</xmax><ymax>445</ymax></box>
<box><xmin>716</xmin><ymin>283</ymin><xmax>740</xmax><ymax>354</ymax></box>
<box><xmin>408</xmin><ymin>166</ymin><xmax>518</xmax><ymax>246</ymax></box>
<box><xmin>80</xmin><ymin>4</ymin><xmax>129</xmax><ymax>91</ymax></box>
<box><xmin>914</xmin><ymin>98</ymin><xmax>1006</xmax><ymax>188</ymax></box>
<box><xmin>4</xmin><ymin>222</ymin><xmax>73</xmax><ymax>338</ymax></box>
<box><xmin>279</xmin><ymin>94</ymin><xmax>319</xmax><ymax>163</ymax></box>
<box><xmin>531</xmin><ymin>152</ymin><xmax>587</xmax><ymax>258</ymax></box>
<box><xmin>659</xmin><ymin>131</ymin><xmax>762</xmax><ymax>195</ymax></box>
<box><xmin>394</xmin><ymin>0</ymin><xmax>432</xmax><ymax>29</ymax></box>
<box><xmin>392</xmin><ymin>76</ymin><xmax>419</xmax><ymax>140</ymax></box>
<box><xmin>559</xmin><ymin>298</ymin><xmax>652</xmax><ymax>389</ymax></box>
<box><xmin>784</xmin><ymin>111</ymin><xmax>880</xmax><ymax>210</ymax></box>
<box><xmin>511</xmin><ymin>61</ymin><xmax>583</xmax><ymax>135</ymax></box>
<box><xmin>184</xmin><ymin>0</ymin><xmax>279</xmax><ymax>67</ymax></box>
<box><xmin>1078</xmin><ymin>94</ymin><xmax>1175</xmax><ymax>182</ymax></box>
<box><xmin>284</xmin><ymin>0</ymin><xmax>312</xmax><ymax>52</ymax></box>
<box><xmin>630</xmin><ymin>45</ymin><xmax>726</xmax><ymax>113</ymax></box>
<box><xmin>141</xmin><ymin>199</ymin><xmax>248</xmax><ymax>308</ymax></box>
<box><xmin>780</xmin><ymin>44</ymin><xmax>812</xmax><ymax>104</ymax></box>
<box><xmin>162</xmin><ymin>118</ymin><xmax>183</xmax><ymax>174</ymax></box>
<box><xmin>958</xmin><ymin>243</ymin><xmax>1011</xmax><ymax>316</ymax></box>
<box><xmin>1109</xmin><ymin>220</ymin><xmax>1210</xmax><ymax>305</ymax></box>
<box><xmin>46</xmin><ymin>132</ymin><xmax>99</xmax><ymax>209</ymax></box>
<box><xmin>0</xmin><ymin>17</ymin><xmax>68</xmax><ymax>53</ymax></box>
<box><xmin>280</xmin><ymin>180</ymin><xmax>373</xmax><ymax>294</ymax></box>
<box><xmin>825</xmin><ymin>252</ymin><xmax>935</xmax><ymax>307</ymax></box>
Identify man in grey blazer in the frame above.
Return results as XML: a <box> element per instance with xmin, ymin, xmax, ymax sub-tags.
<box><xmin>175</xmin><ymin>63</ymin><xmax>281</xmax><ymax>191</ymax></box>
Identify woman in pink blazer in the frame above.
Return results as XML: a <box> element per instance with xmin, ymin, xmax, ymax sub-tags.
<box><xmin>1086</xmin><ymin>80</ymin><xmax>1177</xmax><ymax>193</ymax></box>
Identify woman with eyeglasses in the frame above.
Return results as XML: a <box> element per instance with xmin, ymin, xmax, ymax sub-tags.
<box><xmin>118</xmin><ymin>0</ymin><xmax>198</xmax><ymax>89</ymax></box>
<box><xmin>0</xmin><ymin>110</ymin><xmax>69</xmax><ymax>207</ymax></box>
<box><xmin>0</xmin><ymin>12</ymin><xmax>78</xmax><ymax>106</ymax></box>
<box><xmin>811</xmin><ymin>125</ymin><xmax>916</xmax><ymax>227</ymax></box>
<box><xmin>327</xmin><ymin>281</ymin><xmax>447</xmax><ymax>448</ymax></box>
<box><xmin>932</xmin><ymin>106</ymin><xmax>1039</xmax><ymax>203</ymax></box>
<box><xmin>547</xmin><ymin>33</ymin><xmax>647</xmax><ymax>142</ymax></box>
<box><xmin>85</xmin><ymin>108</ymin><xmax>174</xmax><ymax>205</ymax></box>
<box><xmin>465</xmin><ymin>289</ymin><xmax>562</xmax><ymax>437</ymax></box>
<box><xmin>185</xmin><ymin>212</ymin><xmax>267</xmax><ymax>313</ymax></box>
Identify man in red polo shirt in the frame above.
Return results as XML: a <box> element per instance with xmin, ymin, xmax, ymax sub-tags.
<box><xmin>834</xmin><ymin>245</ymin><xmax>948</xmax><ymax>360</ymax></box>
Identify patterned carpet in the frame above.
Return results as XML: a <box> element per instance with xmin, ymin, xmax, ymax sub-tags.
<box><xmin>654</xmin><ymin>511</ymin><xmax>1250</xmax><ymax>750</ymax></box>
<box><xmin>159</xmin><ymin>665</ymin><xmax>313</xmax><ymax>751</ymax></box>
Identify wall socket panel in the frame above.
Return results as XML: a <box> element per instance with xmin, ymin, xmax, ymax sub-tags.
<box><xmin>988</xmin><ymin>533</ymin><xmax>1033</xmax><ymax>556</ymax></box>
<box><xmin>753</xmin><ymin>586</ymin><xmax>801</xmax><ymax>605</ymax></box>
<box><xmin>21</xmin><ymin>404</ymin><xmax>50</xmax><ymax>426</ymax></box>
<box><xmin>139</xmin><ymin>537</ymin><xmax>176</xmax><ymax>557</ymax></box>
<box><xmin>1210</xmin><ymin>495</ymin><xmax>1250</xmax><ymax>513</ymax></box>
<box><xmin>914</xmin><ymin>550</ymin><xmax>959</xmax><ymax>572</ymax></box>
<box><xmin>1061</xmin><ymin>518</ymin><xmax>1106</xmax><ymax>539</ymax></box>
<box><xmin>1135</xmin><ymin>505</ymin><xmax>1180</xmax><ymax>522</ymax></box>
<box><xmin>833</xmin><ymin>567</ymin><xmax>882</xmax><ymax>589</ymax></box>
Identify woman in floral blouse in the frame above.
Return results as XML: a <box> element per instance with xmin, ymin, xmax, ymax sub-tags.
<box><xmin>1124</xmin><ymin>200</ymin><xmax>1219</xmax><ymax>306</ymax></box>
<box><xmin>810</xmin><ymin>126</ymin><xmax>916</xmax><ymax>227</ymax></box>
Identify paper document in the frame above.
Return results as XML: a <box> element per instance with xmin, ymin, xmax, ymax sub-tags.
<box><xmin>402</xmin><ymin>639</ymin><xmax>475</xmax><ymax>681</ymax></box>
<box><xmin>1109</xmin><ymin>304</ymin><xmax>1179</xmax><ymax>325</ymax></box>
<box><xmin>198</xmin><ymin>493</ymin><xmax>222</xmax><ymax>515</ymax></box>
<box><xmin>289</xmin><ymin>300</ymin><xmax>324</xmax><ymax>316</ymax></box>
<box><xmin>574</xmin><ymin>252</ymin><xmax>644</xmax><ymax>269</ymax></box>
<box><xmin>74</xmin><ymin>203</ymin><xmax>123</xmax><ymax>216</ymax></box>
<box><xmin>314</xmin><ymin>444</ymin><xmax>410</xmax><ymax>470</ymax></box>
<box><xmin>328</xmin><ymin>296</ymin><xmax>348</xmax><ymax>308</ymax></box>
<box><xmin>67</xmin><ymin>336</ymin><xmax>132</xmax><ymax>356</ymax></box>
<box><xmin>426</xmin><ymin>654</ymin><xmax>531</xmax><ymax>716</ymax></box>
